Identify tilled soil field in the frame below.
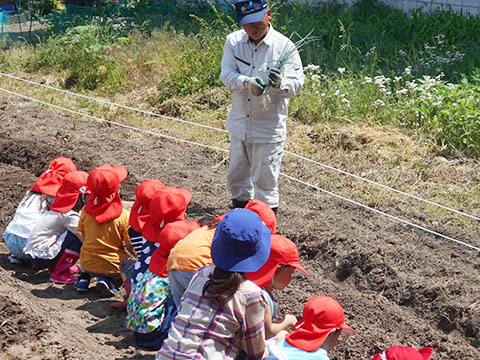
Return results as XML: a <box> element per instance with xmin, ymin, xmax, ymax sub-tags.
<box><xmin>0</xmin><ymin>96</ymin><xmax>479</xmax><ymax>360</ymax></box>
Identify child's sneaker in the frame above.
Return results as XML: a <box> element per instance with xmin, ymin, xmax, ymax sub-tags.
<box><xmin>96</xmin><ymin>276</ymin><xmax>118</xmax><ymax>297</ymax></box>
<box><xmin>75</xmin><ymin>275</ymin><xmax>91</xmax><ymax>293</ymax></box>
<box><xmin>8</xmin><ymin>254</ymin><xmax>24</xmax><ymax>264</ymax></box>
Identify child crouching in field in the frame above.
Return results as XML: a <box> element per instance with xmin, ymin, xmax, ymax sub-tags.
<box><xmin>247</xmin><ymin>234</ymin><xmax>309</xmax><ymax>339</ymax></box>
<box><xmin>3</xmin><ymin>157</ymin><xmax>77</xmax><ymax>264</ymax></box>
<box><xmin>110</xmin><ymin>178</ymin><xmax>166</xmax><ymax>309</ymax></box>
<box><xmin>75</xmin><ymin>165</ymin><xmax>131</xmax><ymax>297</ymax></box>
<box><xmin>125</xmin><ymin>186</ymin><xmax>200</xmax><ymax>350</ymax></box>
<box><xmin>23</xmin><ymin>171</ymin><xmax>90</xmax><ymax>283</ymax></box>
<box><xmin>267</xmin><ymin>296</ymin><xmax>355</xmax><ymax>360</ymax></box>
<box><xmin>156</xmin><ymin>208</ymin><xmax>272</xmax><ymax>359</ymax></box>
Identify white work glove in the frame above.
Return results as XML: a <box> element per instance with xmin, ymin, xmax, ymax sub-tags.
<box><xmin>268</xmin><ymin>68</ymin><xmax>282</xmax><ymax>89</ymax></box>
<box><xmin>243</xmin><ymin>76</ymin><xmax>267</xmax><ymax>96</ymax></box>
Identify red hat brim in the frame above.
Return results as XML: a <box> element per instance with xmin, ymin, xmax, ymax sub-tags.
<box><xmin>51</xmin><ymin>192</ymin><xmax>81</xmax><ymax>213</ymax></box>
<box><xmin>286</xmin><ymin>321</ymin><xmax>354</xmax><ymax>352</ymax></box>
<box><xmin>84</xmin><ymin>190</ymin><xmax>123</xmax><ymax>223</ymax></box>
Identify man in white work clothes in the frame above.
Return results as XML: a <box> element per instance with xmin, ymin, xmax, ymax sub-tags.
<box><xmin>220</xmin><ymin>0</ymin><xmax>304</xmax><ymax>213</ymax></box>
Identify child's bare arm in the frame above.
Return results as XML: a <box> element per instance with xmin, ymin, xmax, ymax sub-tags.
<box><xmin>264</xmin><ymin>304</ymin><xmax>297</xmax><ymax>339</ymax></box>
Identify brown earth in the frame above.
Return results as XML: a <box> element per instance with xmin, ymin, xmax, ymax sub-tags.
<box><xmin>0</xmin><ymin>95</ymin><xmax>479</xmax><ymax>360</ymax></box>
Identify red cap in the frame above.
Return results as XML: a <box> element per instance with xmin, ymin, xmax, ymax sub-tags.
<box><xmin>215</xmin><ymin>200</ymin><xmax>277</xmax><ymax>234</ymax></box>
<box><xmin>149</xmin><ymin>220</ymin><xmax>201</xmax><ymax>277</ymax></box>
<box><xmin>285</xmin><ymin>296</ymin><xmax>355</xmax><ymax>352</ymax></box>
<box><xmin>129</xmin><ymin>179</ymin><xmax>166</xmax><ymax>233</ymax></box>
<box><xmin>30</xmin><ymin>157</ymin><xmax>77</xmax><ymax>196</ymax></box>
<box><xmin>84</xmin><ymin>165</ymin><xmax>128</xmax><ymax>223</ymax></box>
<box><xmin>371</xmin><ymin>346</ymin><xmax>434</xmax><ymax>360</ymax></box>
<box><xmin>142</xmin><ymin>187</ymin><xmax>192</xmax><ymax>243</ymax></box>
<box><xmin>247</xmin><ymin>234</ymin><xmax>308</xmax><ymax>287</ymax></box>
<box><xmin>50</xmin><ymin>171</ymin><xmax>90</xmax><ymax>213</ymax></box>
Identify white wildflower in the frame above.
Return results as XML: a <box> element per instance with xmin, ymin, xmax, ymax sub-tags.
<box><xmin>305</xmin><ymin>64</ymin><xmax>321</xmax><ymax>72</ymax></box>
<box><xmin>338</xmin><ymin>67</ymin><xmax>346</xmax><ymax>74</ymax></box>
<box><xmin>363</xmin><ymin>76</ymin><xmax>373</xmax><ymax>84</ymax></box>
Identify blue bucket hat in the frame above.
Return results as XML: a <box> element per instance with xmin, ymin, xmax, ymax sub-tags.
<box><xmin>211</xmin><ymin>208</ymin><xmax>271</xmax><ymax>273</ymax></box>
<box><xmin>235</xmin><ymin>0</ymin><xmax>268</xmax><ymax>27</ymax></box>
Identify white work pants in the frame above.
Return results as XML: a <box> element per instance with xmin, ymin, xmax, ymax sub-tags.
<box><xmin>228</xmin><ymin>136</ymin><xmax>284</xmax><ymax>208</ymax></box>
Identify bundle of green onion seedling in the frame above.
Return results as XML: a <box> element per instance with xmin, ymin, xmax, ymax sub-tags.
<box><xmin>262</xmin><ymin>29</ymin><xmax>319</xmax><ymax>92</ymax></box>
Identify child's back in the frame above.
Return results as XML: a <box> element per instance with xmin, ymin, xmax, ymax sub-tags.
<box><xmin>76</xmin><ymin>165</ymin><xmax>130</xmax><ymax>295</ymax></box>
<box><xmin>79</xmin><ymin>208</ymin><xmax>130</xmax><ymax>275</ymax></box>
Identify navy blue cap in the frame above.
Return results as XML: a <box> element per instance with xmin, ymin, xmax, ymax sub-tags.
<box><xmin>235</xmin><ymin>0</ymin><xmax>268</xmax><ymax>26</ymax></box>
<box><xmin>211</xmin><ymin>208</ymin><xmax>271</xmax><ymax>273</ymax></box>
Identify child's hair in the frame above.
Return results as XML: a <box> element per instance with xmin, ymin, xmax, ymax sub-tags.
<box><xmin>202</xmin><ymin>267</ymin><xmax>246</xmax><ymax>302</ymax></box>
<box><xmin>20</xmin><ymin>191</ymin><xmax>54</xmax><ymax>212</ymax></box>
<box><xmin>72</xmin><ymin>193</ymin><xmax>87</xmax><ymax>213</ymax></box>
<box><xmin>198</xmin><ymin>216</ymin><xmax>218</xmax><ymax>228</ymax></box>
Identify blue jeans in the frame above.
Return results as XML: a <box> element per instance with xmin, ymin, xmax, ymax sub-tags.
<box><xmin>3</xmin><ymin>232</ymin><xmax>30</xmax><ymax>261</ymax></box>
<box><xmin>168</xmin><ymin>269</ymin><xmax>195</xmax><ymax>307</ymax></box>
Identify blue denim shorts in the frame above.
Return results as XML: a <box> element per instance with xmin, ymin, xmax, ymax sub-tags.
<box><xmin>2</xmin><ymin>232</ymin><xmax>30</xmax><ymax>261</ymax></box>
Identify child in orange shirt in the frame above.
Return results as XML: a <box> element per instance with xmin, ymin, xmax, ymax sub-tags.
<box><xmin>167</xmin><ymin>199</ymin><xmax>277</xmax><ymax>307</ymax></box>
<box><xmin>75</xmin><ymin>165</ymin><xmax>131</xmax><ymax>297</ymax></box>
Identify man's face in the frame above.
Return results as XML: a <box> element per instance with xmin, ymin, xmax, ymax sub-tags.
<box><xmin>242</xmin><ymin>9</ymin><xmax>272</xmax><ymax>45</ymax></box>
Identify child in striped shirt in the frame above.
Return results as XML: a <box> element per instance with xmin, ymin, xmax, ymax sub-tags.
<box><xmin>157</xmin><ymin>208</ymin><xmax>272</xmax><ymax>360</ymax></box>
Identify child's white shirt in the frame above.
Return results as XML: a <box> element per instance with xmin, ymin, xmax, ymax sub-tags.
<box><xmin>5</xmin><ymin>191</ymin><xmax>49</xmax><ymax>238</ymax></box>
<box><xmin>23</xmin><ymin>209</ymin><xmax>80</xmax><ymax>260</ymax></box>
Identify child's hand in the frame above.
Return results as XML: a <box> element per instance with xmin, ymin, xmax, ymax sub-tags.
<box><xmin>274</xmin><ymin>330</ymin><xmax>288</xmax><ymax>342</ymax></box>
<box><xmin>283</xmin><ymin>314</ymin><xmax>297</xmax><ymax>329</ymax></box>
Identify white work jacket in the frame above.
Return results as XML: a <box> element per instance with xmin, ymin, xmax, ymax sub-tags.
<box><xmin>220</xmin><ymin>26</ymin><xmax>304</xmax><ymax>143</ymax></box>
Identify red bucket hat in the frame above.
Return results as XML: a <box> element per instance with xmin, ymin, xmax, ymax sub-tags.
<box><xmin>371</xmin><ymin>346</ymin><xmax>434</xmax><ymax>360</ymax></box>
<box><xmin>50</xmin><ymin>171</ymin><xmax>90</xmax><ymax>213</ymax></box>
<box><xmin>247</xmin><ymin>234</ymin><xmax>308</xmax><ymax>287</ymax></box>
<box><xmin>30</xmin><ymin>157</ymin><xmax>77</xmax><ymax>196</ymax></box>
<box><xmin>142</xmin><ymin>187</ymin><xmax>192</xmax><ymax>243</ymax></box>
<box><xmin>84</xmin><ymin>165</ymin><xmax>128</xmax><ymax>223</ymax></box>
<box><xmin>285</xmin><ymin>296</ymin><xmax>355</xmax><ymax>352</ymax></box>
<box><xmin>215</xmin><ymin>199</ymin><xmax>277</xmax><ymax>234</ymax></box>
<box><xmin>129</xmin><ymin>179</ymin><xmax>166</xmax><ymax>233</ymax></box>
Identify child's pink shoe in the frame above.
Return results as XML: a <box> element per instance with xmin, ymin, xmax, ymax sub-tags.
<box><xmin>49</xmin><ymin>249</ymin><xmax>80</xmax><ymax>284</ymax></box>
<box><xmin>49</xmin><ymin>265</ymin><xmax>79</xmax><ymax>274</ymax></box>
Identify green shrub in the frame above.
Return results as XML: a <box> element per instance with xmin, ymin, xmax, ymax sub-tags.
<box><xmin>23</xmin><ymin>24</ymin><xmax>124</xmax><ymax>90</ymax></box>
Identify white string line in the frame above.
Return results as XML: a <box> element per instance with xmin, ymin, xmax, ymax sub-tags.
<box><xmin>280</xmin><ymin>173</ymin><xmax>480</xmax><ymax>252</ymax></box>
<box><xmin>285</xmin><ymin>150</ymin><xmax>480</xmax><ymax>222</ymax></box>
<box><xmin>0</xmin><ymin>72</ymin><xmax>229</xmax><ymax>133</ymax></box>
<box><xmin>2</xmin><ymin>86</ymin><xmax>478</xmax><ymax>252</ymax></box>
<box><xmin>1</xmin><ymin>71</ymin><xmax>478</xmax><ymax>222</ymax></box>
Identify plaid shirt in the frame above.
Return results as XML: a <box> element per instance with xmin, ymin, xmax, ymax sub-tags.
<box><xmin>156</xmin><ymin>266</ymin><xmax>268</xmax><ymax>360</ymax></box>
